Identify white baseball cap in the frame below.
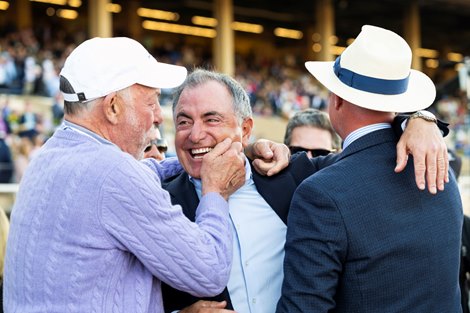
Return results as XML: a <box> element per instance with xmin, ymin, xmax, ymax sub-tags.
<box><xmin>305</xmin><ymin>25</ymin><xmax>436</xmax><ymax>113</ymax></box>
<box><xmin>60</xmin><ymin>37</ymin><xmax>187</xmax><ymax>102</ymax></box>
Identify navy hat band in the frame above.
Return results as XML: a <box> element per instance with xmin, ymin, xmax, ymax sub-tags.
<box><xmin>333</xmin><ymin>56</ymin><xmax>409</xmax><ymax>95</ymax></box>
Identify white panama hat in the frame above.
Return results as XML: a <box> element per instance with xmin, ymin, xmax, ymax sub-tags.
<box><xmin>305</xmin><ymin>25</ymin><xmax>436</xmax><ymax>113</ymax></box>
<box><xmin>60</xmin><ymin>37</ymin><xmax>187</xmax><ymax>102</ymax></box>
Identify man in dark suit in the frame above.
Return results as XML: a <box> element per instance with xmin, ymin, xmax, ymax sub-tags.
<box><xmin>161</xmin><ymin>67</ymin><xmax>452</xmax><ymax>313</ymax></box>
<box><xmin>277</xmin><ymin>25</ymin><xmax>463</xmax><ymax>313</ymax></box>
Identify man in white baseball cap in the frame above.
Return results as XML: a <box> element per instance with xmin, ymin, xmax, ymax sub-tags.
<box><xmin>4</xmin><ymin>36</ymin><xmax>250</xmax><ymax>313</ymax></box>
<box><xmin>59</xmin><ymin>37</ymin><xmax>188</xmax><ymax>103</ymax></box>
<box><xmin>277</xmin><ymin>25</ymin><xmax>463</xmax><ymax>313</ymax></box>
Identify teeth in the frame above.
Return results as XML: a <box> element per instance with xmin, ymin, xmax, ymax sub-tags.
<box><xmin>191</xmin><ymin>147</ymin><xmax>213</xmax><ymax>154</ymax></box>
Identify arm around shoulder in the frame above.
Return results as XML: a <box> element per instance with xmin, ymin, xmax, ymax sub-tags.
<box><xmin>99</xmin><ymin>159</ymin><xmax>233</xmax><ymax>297</ymax></box>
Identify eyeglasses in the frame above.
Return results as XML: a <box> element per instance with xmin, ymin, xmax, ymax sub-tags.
<box><xmin>144</xmin><ymin>139</ymin><xmax>168</xmax><ymax>154</ymax></box>
<box><xmin>288</xmin><ymin>146</ymin><xmax>334</xmax><ymax>157</ymax></box>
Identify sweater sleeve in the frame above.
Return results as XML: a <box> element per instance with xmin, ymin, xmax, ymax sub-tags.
<box><xmin>140</xmin><ymin>157</ymin><xmax>184</xmax><ymax>181</ymax></box>
<box><xmin>99</xmin><ymin>159</ymin><xmax>232</xmax><ymax>297</ymax></box>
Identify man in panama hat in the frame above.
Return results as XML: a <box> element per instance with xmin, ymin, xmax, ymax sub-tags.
<box><xmin>277</xmin><ymin>25</ymin><xmax>463</xmax><ymax>313</ymax></box>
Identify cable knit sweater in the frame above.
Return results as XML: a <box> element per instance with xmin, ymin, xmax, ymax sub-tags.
<box><xmin>3</xmin><ymin>125</ymin><xmax>233</xmax><ymax>313</ymax></box>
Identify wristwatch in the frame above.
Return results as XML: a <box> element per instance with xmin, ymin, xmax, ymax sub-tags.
<box><xmin>407</xmin><ymin>110</ymin><xmax>437</xmax><ymax>124</ymax></box>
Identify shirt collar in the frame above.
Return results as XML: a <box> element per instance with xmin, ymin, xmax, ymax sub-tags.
<box><xmin>62</xmin><ymin>120</ymin><xmax>117</xmax><ymax>147</ymax></box>
<box><xmin>342</xmin><ymin>123</ymin><xmax>391</xmax><ymax>150</ymax></box>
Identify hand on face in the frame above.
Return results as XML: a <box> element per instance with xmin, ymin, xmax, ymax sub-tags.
<box><xmin>200</xmin><ymin>138</ymin><xmax>246</xmax><ymax>200</ymax></box>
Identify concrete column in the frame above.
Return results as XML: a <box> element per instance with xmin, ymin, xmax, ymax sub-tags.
<box><xmin>404</xmin><ymin>0</ymin><xmax>422</xmax><ymax>71</ymax></box>
<box><xmin>305</xmin><ymin>25</ymin><xmax>316</xmax><ymax>61</ymax></box>
<box><xmin>213</xmin><ymin>0</ymin><xmax>235</xmax><ymax>76</ymax></box>
<box><xmin>89</xmin><ymin>0</ymin><xmax>113</xmax><ymax>38</ymax></box>
<box><xmin>316</xmin><ymin>0</ymin><xmax>335</xmax><ymax>61</ymax></box>
<box><xmin>16</xmin><ymin>0</ymin><xmax>32</xmax><ymax>30</ymax></box>
<box><xmin>117</xmin><ymin>0</ymin><xmax>141</xmax><ymax>40</ymax></box>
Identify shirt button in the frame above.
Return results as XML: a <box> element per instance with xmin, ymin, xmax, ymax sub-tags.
<box><xmin>252</xmin><ymin>298</ymin><xmax>256</xmax><ymax>304</ymax></box>
<box><xmin>245</xmin><ymin>261</ymin><xmax>249</xmax><ymax>267</ymax></box>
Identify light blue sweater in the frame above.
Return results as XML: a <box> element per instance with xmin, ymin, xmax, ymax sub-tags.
<box><xmin>3</xmin><ymin>124</ymin><xmax>233</xmax><ymax>313</ymax></box>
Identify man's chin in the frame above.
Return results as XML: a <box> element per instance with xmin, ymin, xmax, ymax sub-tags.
<box><xmin>186</xmin><ymin>168</ymin><xmax>202</xmax><ymax>180</ymax></box>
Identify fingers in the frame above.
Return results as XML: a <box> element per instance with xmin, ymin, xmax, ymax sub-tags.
<box><xmin>252</xmin><ymin>159</ymin><xmax>274</xmax><ymax>176</ymax></box>
<box><xmin>266</xmin><ymin>144</ymin><xmax>290</xmax><ymax>176</ymax></box>
<box><xmin>423</xmin><ymin>149</ymin><xmax>437</xmax><ymax>194</ymax></box>
<box><xmin>422</xmin><ymin>139</ymin><xmax>448</xmax><ymax>194</ymax></box>
<box><xmin>251</xmin><ymin>141</ymin><xmax>290</xmax><ymax>176</ymax></box>
<box><xmin>199</xmin><ymin>300</ymin><xmax>236</xmax><ymax>312</ymax></box>
<box><xmin>208</xmin><ymin>138</ymin><xmax>233</xmax><ymax>158</ymax></box>
<box><xmin>255</xmin><ymin>140</ymin><xmax>274</xmax><ymax>160</ymax></box>
<box><xmin>398</xmin><ymin>117</ymin><xmax>449</xmax><ymax>194</ymax></box>
<box><xmin>266</xmin><ymin>160</ymin><xmax>288</xmax><ymax>176</ymax></box>
<box><xmin>435</xmin><ymin>148</ymin><xmax>447</xmax><ymax>191</ymax></box>
<box><xmin>394</xmin><ymin>140</ymin><xmax>408</xmax><ymax>174</ymax></box>
<box><xmin>200</xmin><ymin>140</ymin><xmax>246</xmax><ymax>200</ymax></box>
<box><xmin>181</xmin><ymin>300</ymin><xmax>234</xmax><ymax>313</ymax></box>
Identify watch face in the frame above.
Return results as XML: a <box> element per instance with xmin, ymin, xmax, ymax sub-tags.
<box><xmin>420</xmin><ymin>110</ymin><xmax>436</xmax><ymax>118</ymax></box>
<box><xmin>415</xmin><ymin>111</ymin><xmax>437</xmax><ymax>122</ymax></box>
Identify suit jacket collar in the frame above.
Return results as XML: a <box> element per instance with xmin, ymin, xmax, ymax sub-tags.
<box><xmin>163</xmin><ymin>153</ymin><xmax>316</xmax><ymax>225</ymax></box>
<box><xmin>338</xmin><ymin>128</ymin><xmax>398</xmax><ymax>162</ymax></box>
<box><xmin>163</xmin><ymin>172</ymin><xmax>199</xmax><ymax>221</ymax></box>
<box><xmin>249</xmin><ymin>153</ymin><xmax>315</xmax><ymax>223</ymax></box>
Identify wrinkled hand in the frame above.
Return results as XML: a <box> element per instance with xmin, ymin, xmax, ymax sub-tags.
<box><xmin>245</xmin><ymin>139</ymin><xmax>290</xmax><ymax>176</ymax></box>
<box><xmin>179</xmin><ymin>300</ymin><xmax>236</xmax><ymax>313</ymax></box>
<box><xmin>395</xmin><ymin>118</ymin><xmax>448</xmax><ymax>194</ymax></box>
<box><xmin>201</xmin><ymin>138</ymin><xmax>246</xmax><ymax>200</ymax></box>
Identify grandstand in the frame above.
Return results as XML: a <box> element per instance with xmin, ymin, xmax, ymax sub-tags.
<box><xmin>0</xmin><ymin>0</ymin><xmax>468</xmax><ymax>213</ymax></box>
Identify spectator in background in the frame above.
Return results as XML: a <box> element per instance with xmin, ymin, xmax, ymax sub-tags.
<box><xmin>51</xmin><ymin>92</ymin><xmax>64</xmax><ymax>127</ymax></box>
<box><xmin>12</xmin><ymin>136</ymin><xmax>32</xmax><ymax>183</ymax></box>
<box><xmin>0</xmin><ymin>109</ymin><xmax>11</xmax><ymax>136</ymax></box>
<box><xmin>29</xmin><ymin>133</ymin><xmax>46</xmax><ymax>160</ymax></box>
<box><xmin>143</xmin><ymin>127</ymin><xmax>167</xmax><ymax>161</ymax></box>
<box><xmin>0</xmin><ymin>131</ymin><xmax>13</xmax><ymax>183</ymax></box>
<box><xmin>0</xmin><ymin>208</ymin><xmax>9</xmax><ymax>313</ymax></box>
<box><xmin>17</xmin><ymin>101</ymin><xmax>38</xmax><ymax>140</ymax></box>
<box><xmin>284</xmin><ymin>108</ymin><xmax>341</xmax><ymax>158</ymax></box>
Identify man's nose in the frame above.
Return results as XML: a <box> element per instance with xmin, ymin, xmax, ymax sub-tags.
<box><xmin>153</xmin><ymin>105</ymin><xmax>163</xmax><ymax>125</ymax></box>
<box><xmin>188</xmin><ymin>121</ymin><xmax>206</xmax><ymax>143</ymax></box>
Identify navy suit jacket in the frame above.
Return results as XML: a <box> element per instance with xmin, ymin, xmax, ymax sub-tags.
<box><xmin>277</xmin><ymin>128</ymin><xmax>463</xmax><ymax>313</ymax></box>
<box><xmin>161</xmin><ymin>153</ymin><xmax>318</xmax><ymax>312</ymax></box>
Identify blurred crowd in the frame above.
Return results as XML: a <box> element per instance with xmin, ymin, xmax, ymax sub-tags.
<box><xmin>0</xmin><ymin>26</ymin><xmax>469</xmax><ymax>185</ymax></box>
<box><xmin>0</xmin><ymin>27</ymin><xmax>328</xmax><ymax>117</ymax></box>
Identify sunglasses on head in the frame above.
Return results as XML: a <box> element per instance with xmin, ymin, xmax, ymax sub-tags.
<box><xmin>144</xmin><ymin>139</ymin><xmax>168</xmax><ymax>153</ymax></box>
<box><xmin>289</xmin><ymin>146</ymin><xmax>333</xmax><ymax>157</ymax></box>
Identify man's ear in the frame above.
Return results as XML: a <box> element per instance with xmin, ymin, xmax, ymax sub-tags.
<box><xmin>333</xmin><ymin>94</ymin><xmax>343</xmax><ymax>110</ymax></box>
<box><xmin>241</xmin><ymin>117</ymin><xmax>254</xmax><ymax>147</ymax></box>
<box><xmin>103</xmin><ymin>92</ymin><xmax>120</xmax><ymax>124</ymax></box>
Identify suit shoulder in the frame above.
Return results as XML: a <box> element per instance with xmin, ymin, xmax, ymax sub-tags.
<box><xmin>162</xmin><ymin>172</ymin><xmax>186</xmax><ymax>188</ymax></box>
